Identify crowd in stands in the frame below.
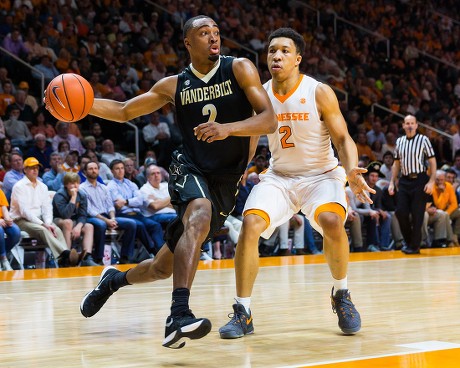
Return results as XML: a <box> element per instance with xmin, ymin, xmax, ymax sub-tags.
<box><xmin>0</xmin><ymin>0</ymin><xmax>460</xmax><ymax>269</ymax></box>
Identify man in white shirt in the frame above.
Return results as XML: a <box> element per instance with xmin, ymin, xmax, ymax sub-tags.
<box><xmin>139</xmin><ymin>164</ymin><xmax>177</xmax><ymax>227</ymax></box>
<box><xmin>100</xmin><ymin>139</ymin><xmax>125</xmax><ymax>166</ymax></box>
<box><xmin>10</xmin><ymin>157</ymin><xmax>77</xmax><ymax>267</ymax></box>
<box><xmin>142</xmin><ymin>111</ymin><xmax>172</xmax><ymax>168</ymax></box>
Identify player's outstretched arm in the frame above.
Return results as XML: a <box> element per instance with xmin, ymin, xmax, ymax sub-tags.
<box><xmin>317</xmin><ymin>83</ymin><xmax>374</xmax><ymax>203</ymax></box>
<box><xmin>194</xmin><ymin>58</ymin><xmax>276</xmax><ymax>142</ymax></box>
<box><xmin>90</xmin><ymin>76</ymin><xmax>176</xmax><ymax>123</ymax></box>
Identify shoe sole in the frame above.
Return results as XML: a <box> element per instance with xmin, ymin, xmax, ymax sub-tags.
<box><xmin>162</xmin><ymin>319</ymin><xmax>212</xmax><ymax>349</ymax></box>
<box><xmin>80</xmin><ymin>266</ymin><xmax>117</xmax><ymax>318</ymax></box>
<box><xmin>340</xmin><ymin>325</ymin><xmax>361</xmax><ymax>335</ymax></box>
<box><xmin>219</xmin><ymin>328</ymin><xmax>254</xmax><ymax>339</ymax></box>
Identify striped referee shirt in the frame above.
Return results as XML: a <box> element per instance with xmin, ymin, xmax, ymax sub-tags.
<box><xmin>394</xmin><ymin>133</ymin><xmax>435</xmax><ymax>176</ymax></box>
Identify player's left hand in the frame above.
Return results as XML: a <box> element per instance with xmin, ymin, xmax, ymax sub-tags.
<box><xmin>194</xmin><ymin>122</ymin><xmax>229</xmax><ymax>143</ymax></box>
<box><xmin>348</xmin><ymin>167</ymin><xmax>375</xmax><ymax>204</ymax></box>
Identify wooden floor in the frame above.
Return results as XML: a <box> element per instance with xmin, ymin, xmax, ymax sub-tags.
<box><xmin>2</xmin><ymin>248</ymin><xmax>460</xmax><ymax>368</ymax></box>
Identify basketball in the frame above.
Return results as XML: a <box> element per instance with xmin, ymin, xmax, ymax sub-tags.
<box><xmin>45</xmin><ymin>73</ymin><xmax>94</xmax><ymax>123</ymax></box>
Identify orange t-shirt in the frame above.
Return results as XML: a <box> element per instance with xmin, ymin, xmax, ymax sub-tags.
<box><xmin>0</xmin><ymin>189</ymin><xmax>9</xmax><ymax>219</ymax></box>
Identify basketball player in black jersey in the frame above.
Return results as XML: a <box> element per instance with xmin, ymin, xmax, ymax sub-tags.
<box><xmin>78</xmin><ymin>15</ymin><xmax>276</xmax><ymax>349</ymax></box>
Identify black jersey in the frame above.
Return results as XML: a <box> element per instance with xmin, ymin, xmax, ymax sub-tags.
<box><xmin>174</xmin><ymin>56</ymin><xmax>253</xmax><ymax>175</ymax></box>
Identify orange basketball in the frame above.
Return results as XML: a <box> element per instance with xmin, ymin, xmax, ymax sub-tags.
<box><xmin>45</xmin><ymin>73</ymin><xmax>94</xmax><ymax>123</ymax></box>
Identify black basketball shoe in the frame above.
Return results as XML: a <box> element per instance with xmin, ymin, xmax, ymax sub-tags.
<box><xmin>162</xmin><ymin>310</ymin><xmax>212</xmax><ymax>349</ymax></box>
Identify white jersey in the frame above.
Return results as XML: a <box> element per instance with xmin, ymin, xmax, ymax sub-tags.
<box><xmin>264</xmin><ymin>74</ymin><xmax>338</xmax><ymax>176</ymax></box>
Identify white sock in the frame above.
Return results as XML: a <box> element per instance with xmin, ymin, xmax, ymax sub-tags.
<box><xmin>235</xmin><ymin>296</ymin><xmax>251</xmax><ymax>314</ymax></box>
<box><xmin>333</xmin><ymin>276</ymin><xmax>348</xmax><ymax>294</ymax></box>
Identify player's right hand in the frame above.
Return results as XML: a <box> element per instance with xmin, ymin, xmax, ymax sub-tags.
<box><xmin>348</xmin><ymin>167</ymin><xmax>375</xmax><ymax>204</ymax></box>
<box><xmin>194</xmin><ymin>121</ymin><xmax>230</xmax><ymax>143</ymax></box>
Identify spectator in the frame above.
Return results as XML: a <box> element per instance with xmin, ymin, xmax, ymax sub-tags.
<box><xmin>25</xmin><ymin>133</ymin><xmax>52</xmax><ymax>174</ymax></box>
<box><xmin>85</xmin><ymin>149</ymin><xmax>112</xmax><ymax>183</ymax></box>
<box><xmin>355</xmin><ymin>131</ymin><xmax>375</xmax><ymax>161</ymax></box>
<box><xmin>52</xmin><ymin>122</ymin><xmax>84</xmax><ymax>155</ymax></box>
<box><xmin>42</xmin><ymin>152</ymin><xmax>64</xmax><ymax>191</ymax></box>
<box><xmin>382</xmin><ymin>132</ymin><xmax>397</xmax><ymax>155</ymax></box>
<box><xmin>142</xmin><ymin>111</ymin><xmax>172</xmax><ymax>168</ymax></box>
<box><xmin>57</xmin><ymin>140</ymin><xmax>70</xmax><ymax>159</ymax></box>
<box><xmin>4</xmin><ymin>104</ymin><xmax>32</xmax><ymax>148</ymax></box>
<box><xmin>100</xmin><ymin>139</ymin><xmax>125</xmax><ymax>166</ymax></box>
<box><xmin>0</xmin><ymin>153</ymin><xmax>11</xmax><ymax>182</ymax></box>
<box><xmin>379</xmin><ymin>151</ymin><xmax>394</xmax><ymax>183</ymax></box>
<box><xmin>444</xmin><ymin>168</ymin><xmax>460</xmax><ymax>203</ymax></box>
<box><xmin>31</xmin><ymin>55</ymin><xmax>60</xmax><ymax>85</ymax></box>
<box><xmin>2</xmin><ymin>28</ymin><xmax>28</xmax><ymax>59</ymax></box>
<box><xmin>0</xmin><ymin>137</ymin><xmax>12</xmax><ymax>155</ymax></box>
<box><xmin>0</xmin><ymin>188</ymin><xmax>21</xmax><ymax>271</ymax></box>
<box><xmin>52</xmin><ymin>172</ymin><xmax>98</xmax><ymax>266</ymax></box>
<box><xmin>366</xmin><ymin>120</ymin><xmax>387</xmax><ymax>147</ymax></box>
<box><xmin>30</xmin><ymin>108</ymin><xmax>56</xmax><ymax>138</ymax></box>
<box><xmin>136</xmin><ymin>155</ymin><xmax>169</xmax><ymax>187</ymax></box>
<box><xmin>451</xmin><ymin>151</ymin><xmax>460</xmax><ymax>178</ymax></box>
<box><xmin>345</xmin><ymin>187</ymin><xmax>364</xmax><ymax>252</ymax></box>
<box><xmin>23</xmin><ymin>29</ymin><xmax>45</xmax><ymax>63</ymax></box>
<box><xmin>17</xmin><ymin>81</ymin><xmax>38</xmax><ymax>113</ymax></box>
<box><xmin>77</xmin><ymin>155</ymin><xmax>104</xmax><ymax>185</ymax></box>
<box><xmin>5</xmin><ymin>89</ymin><xmax>35</xmax><ymax>126</ymax></box>
<box><xmin>363</xmin><ymin>161</ymin><xmax>393</xmax><ymax>251</ymax></box>
<box><xmin>105</xmin><ymin>75</ymin><xmax>126</xmax><ymax>102</ymax></box>
<box><xmin>61</xmin><ymin>150</ymin><xmax>79</xmax><ymax>173</ymax></box>
<box><xmin>107</xmin><ymin>159</ymin><xmax>164</xmax><ymax>255</ymax></box>
<box><xmin>123</xmin><ymin>157</ymin><xmax>141</xmax><ymax>188</ymax></box>
<box><xmin>0</xmin><ymin>81</ymin><xmax>15</xmax><ymax>118</ymax></box>
<box><xmin>423</xmin><ymin>197</ymin><xmax>452</xmax><ymax>249</ymax></box>
<box><xmin>10</xmin><ymin>157</ymin><xmax>76</xmax><ymax>267</ymax></box>
<box><xmin>247</xmin><ymin>154</ymin><xmax>268</xmax><ymax>175</ymax></box>
<box><xmin>139</xmin><ymin>164</ymin><xmax>177</xmax><ymax>228</ymax></box>
<box><xmin>89</xmin><ymin>122</ymin><xmax>105</xmax><ymax>152</ymax></box>
<box><xmin>82</xmin><ymin>135</ymin><xmax>98</xmax><ymax>153</ymax></box>
<box><xmin>277</xmin><ymin>214</ymin><xmax>306</xmax><ymax>256</ymax></box>
<box><xmin>431</xmin><ymin>170</ymin><xmax>460</xmax><ymax>246</ymax></box>
<box><xmin>80</xmin><ymin>161</ymin><xmax>137</xmax><ymax>264</ymax></box>
<box><xmin>0</xmin><ymin>117</ymin><xmax>5</xmax><ymax>140</ymax></box>
<box><xmin>2</xmin><ymin>152</ymin><xmax>24</xmax><ymax>201</ymax></box>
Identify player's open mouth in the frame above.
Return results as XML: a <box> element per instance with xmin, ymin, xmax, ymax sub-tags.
<box><xmin>210</xmin><ymin>45</ymin><xmax>220</xmax><ymax>54</ymax></box>
<box><xmin>271</xmin><ymin>64</ymin><xmax>282</xmax><ymax>71</ymax></box>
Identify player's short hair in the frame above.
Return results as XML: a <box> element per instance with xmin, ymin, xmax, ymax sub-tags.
<box><xmin>268</xmin><ymin>28</ymin><xmax>306</xmax><ymax>55</ymax></box>
<box><xmin>183</xmin><ymin>15</ymin><xmax>213</xmax><ymax>38</ymax></box>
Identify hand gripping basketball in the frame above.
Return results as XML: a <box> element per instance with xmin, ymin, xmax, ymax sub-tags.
<box><xmin>44</xmin><ymin>73</ymin><xmax>94</xmax><ymax>123</ymax></box>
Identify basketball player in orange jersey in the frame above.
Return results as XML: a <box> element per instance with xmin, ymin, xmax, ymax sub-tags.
<box><xmin>77</xmin><ymin>15</ymin><xmax>277</xmax><ymax>349</ymax></box>
<box><xmin>219</xmin><ymin>28</ymin><xmax>374</xmax><ymax>339</ymax></box>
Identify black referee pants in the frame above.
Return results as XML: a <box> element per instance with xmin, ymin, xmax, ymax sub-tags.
<box><xmin>395</xmin><ymin>174</ymin><xmax>430</xmax><ymax>249</ymax></box>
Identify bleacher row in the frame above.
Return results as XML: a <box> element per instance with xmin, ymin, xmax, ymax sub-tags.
<box><xmin>8</xmin><ymin>229</ymin><xmax>124</xmax><ymax>269</ymax></box>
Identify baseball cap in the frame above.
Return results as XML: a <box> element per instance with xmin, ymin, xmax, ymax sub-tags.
<box><xmin>144</xmin><ymin>157</ymin><xmax>157</xmax><ymax>166</ymax></box>
<box><xmin>18</xmin><ymin>81</ymin><xmax>29</xmax><ymax>89</ymax></box>
<box><xmin>366</xmin><ymin>161</ymin><xmax>385</xmax><ymax>178</ymax></box>
<box><xmin>24</xmin><ymin>157</ymin><xmax>42</xmax><ymax>168</ymax></box>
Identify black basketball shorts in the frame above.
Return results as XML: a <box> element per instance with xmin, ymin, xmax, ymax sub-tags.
<box><xmin>165</xmin><ymin>152</ymin><xmax>241</xmax><ymax>252</ymax></box>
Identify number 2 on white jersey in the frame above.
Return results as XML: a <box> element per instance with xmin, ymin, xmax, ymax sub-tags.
<box><xmin>279</xmin><ymin>126</ymin><xmax>295</xmax><ymax>148</ymax></box>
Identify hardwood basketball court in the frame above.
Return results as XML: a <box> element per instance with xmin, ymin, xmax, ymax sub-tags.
<box><xmin>2</xmin><ymin>248</ymin><xmax>460</xmax><ymax>367</ymax></box>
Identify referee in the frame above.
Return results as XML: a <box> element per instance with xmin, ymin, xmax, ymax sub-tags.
<box><xmin>388</xmin><ymin>115</ymin><xmax>437</xmax><ymax>254</ymax></box>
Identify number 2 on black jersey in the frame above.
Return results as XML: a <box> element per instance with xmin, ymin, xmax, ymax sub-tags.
<box><xmin>202</xmin><ymin>104</ymin><xmax>217</xmax><ymax>122</ymax></box>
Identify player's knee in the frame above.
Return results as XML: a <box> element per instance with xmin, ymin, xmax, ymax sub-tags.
<box><xmin>243</xmin><ymin>214</ymin><xmax>267</xmax><ymax>234</ymax></box>
<box><xmin>318</xmin><ymin>212</ymin><xmax>343</xmax><ymax>231</ymax></box>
